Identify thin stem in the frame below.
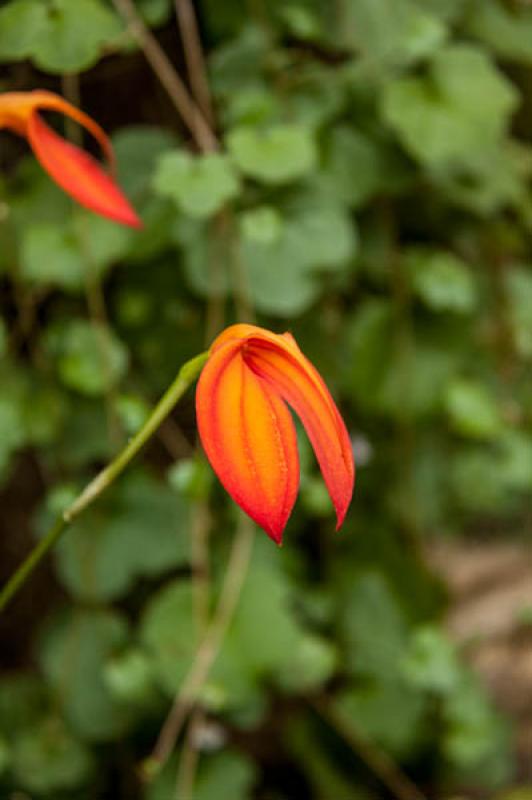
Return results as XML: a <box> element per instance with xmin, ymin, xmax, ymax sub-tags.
<box><xmin>111</xmin><ymin>0</ymin><xmax>217</xmax><ymax>153</ymax></box>
<box><xmin>60</xmin><ymin>73</ymin><xmax>82</xmax><ymax>143</ymax></box>
<box><xmin>174</xmin><ymin>497</ymin><xmax>212</xmax><ymax>798</ymax></box>
<box><xmin>175</xmin><ymin>712</ymin><xmax>202</xmax><ymax>800</ymax></box>
<box><xmin>0</xmin><ymin>517</ymin><xmax>66</xmax><ymax>613</ymax></box>
<box><xmin>78</xmin><ymin>215</ymin><xmax>123</xmax><ymax>447</ymax></box>
<box><xmin>190</xmin><ymin>501</ymin><xmax>211</xmax><ymax>632</ymax></box>
<box><xmin>312</xmin><ymin>697</ymin><xmax>427</xmax><ymax>800</ymax></box>
<box><xmin>146</xmin><ymin>515</ymin><xmax>255</xmax><ymax>777</ymax></box>
<box><xmin>0</xmin><ymin>352</ymin><xmax>208</xmax><ymax>613</ymax></box>
<box><xmin>228</xmin><ymin>210</ymin><xmax>255</xmax><ymax>324</ymax></box>
<box><xmin>174</xmin><ymin>0</ymin><xmax>214</xmax><ymax>125</ymax></box>
<box><xmin>60</xmin><ymin>75</ymin><xmax>122</xmax><ymax>446</ymax></box>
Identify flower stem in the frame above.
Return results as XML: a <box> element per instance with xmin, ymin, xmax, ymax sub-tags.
<box><xmin>0</xmin><ymin>351</ymin><xmax>209</xmax><ymax>614</ymax></box>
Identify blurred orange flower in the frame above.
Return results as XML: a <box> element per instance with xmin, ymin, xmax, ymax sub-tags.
<box><xmin>0</xmin><ymin>90</ymin><xmax>141</xmax><ymax>228</ymax></box>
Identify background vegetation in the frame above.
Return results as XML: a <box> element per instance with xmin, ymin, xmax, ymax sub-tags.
<box><xmin>2</xmin><ymin>0</ymin><xmax>532</xmax><ymax>797</ymax></box>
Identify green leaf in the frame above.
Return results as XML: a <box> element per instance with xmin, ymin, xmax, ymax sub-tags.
<box><xmin>195</xmin><ymin>752</ymin><xmax>257</xmax><ymax>800</ymax></box>
<box><xmin>177</xmin><ymin>195</ymin><xmax>356</xmax><ymax>316</ymax></box>
<box><xmin>442</xmin><ymin>674</ymin><xmax>511</xmax><ymax>786</ymax></box>
<box><xmin>39</xmin><ymin>608</ymin><xmax>133</xmax><ymax>741</ymax></box>
<box><xmin>444</xmin><ymin>379</ymin><xmax>502</xmax><ymax>440</ymax></box>
<box><xmin>153</xmin><ymin>151</ymin><xmax>240</xmax><ymax>218</ymax></box>
<box><xmin>147</xmin><ymin>752</ymin><xmax>257</xmax><ymax>800</ymax></box>
<box><xmin>406</xmin><ymin>248</ymin><xmax>477</xmax><ymax>313</ymax></box>
<box><xmin>318</xmin><ymin>126</ymin><xmax>386</xmax><ymax>209</ymax></box>
<box><xmin>276</xmin><ymin>634</ymin><xmax>337</xmax><ymax>693</ymax></box>
<box><xmin>31</xmin><ymin>0</ymin><xmax>122</xmax><ymax>73</ymax></box>
<box><xmin>338</xmin><ymin>571</ymin><xmax>408</xmax><ymax>679</ymax></box>
<box><xmin>239</xmin><ymin>206</ymin><xmax>283</xmax><ymax>244</ymax></box>
<box><xmin>136</xmin><ymin>0</ymin><xmax>172</xmax><ymax>27</ymax></box>
<box><xmin>114</xmin><ymin>393</ymin><xmax>150</xmax><ymax>435</ymax></box>
<box><xmin>465</xmin><ymin>0</ymin><xmax>532</xmax><ymax>64</ymax></box>
<box><xmin>142</xmin><ymin>543</ymin><xmax>335</xmax><ymax>711</ymax></box>
<box><xmin>103</xmin><ymin>648</ymin><xmax>158</xmax><ymax>707</ymax></box>
<box><xmin>55</xmin><ymin>471</ymin><xmax>190</xmax><ymax>601</ymax></box>
<box><xmin>241</xmin><ymin>200</ymin><xmax>357</xmax><ymax>316</ymax></box>
<box><xmin>210</xmin><ymin>25</ymin><xmax>270</xmax><ymax>97</ymax></box>
<box><xmin>71</xmin><ymin>211</ymin><xmax>133</xmax><ymax>274</ymax></box>
<box><xmin>400</xmin><ymin>626</ymin><xmax>461</xmax><ymax>695</ymax></box>
<box><xmin>344</xmin><ymin>299</ymin><xmax>394</xmax><ymax>414</ymax></box>
<box><xmin>20</xmin><ymin>222</ymin><xmax>85</xmax><ymax>292</ymax></box>
<box><xmin>379</xmin><ymin>341</ymin><xmax>461</xmax><ymax>419</ymax></box>
<box><xmin>167</xmin><ymin>455</ymin><xmax>213</xmax><ymax>500</ymax></box>
<box><xmin>113</xmin><ymin>126</ymin><xmax>179</xmax><ymax>201</ymax></box>
<box><xmin>284</xmin><ymin>63</ymin><xmax>347</xmax><ymax>130</ymax></box>
<box><xmin>0</xmin><ymin>0</ymin><xmax>48</xmax><ymax>60</ymax></box>
<box><xmin>337</xmin><ymin>681</ymin><xmax>427</xmax><ymax>757</ymax></box>
<box><xmin>9</xmin><ymin>159</ymin><xmax>72</xmax><ymax>229</ymax></box>
<box><xmin>175</xmin><ymin>217</ymin><xmax>231</xmax><ymax>298</ymax></box>
<box><xmin>450</xmin><ymin>445</ymin><xmax>512</xmax><ymax>514</ymax></box>
<box><xmin>11</xmin><ymin>718</ymin><xmax>94</xmax><ymax>794</ymax></box>
<box><xmin>227</xmin><ymin>123</ymin><xmax>317</xmax><ymax>184</ymax></box>
<box><xmin>506</xmin><ymin>266</ymin><xmax>532</xmax><ymax>358</ymax></box>
<box><xmin>337</xmin><ymin>0</ymin><xmax>446</xmax><ymax>64</ymax></box>
<box><xmin>438</xmin><ymin>140</ymin><xmax>532</xmax><ymax>216</ymax></box>
<box><xmin>381</xmin><ymin>45</ymin><xmax>518</xmax><ymax>168</ymax></box>
<box><xmin>412</xmin><ymin>0</ymin><xmax>467</xmax><ymax>24</ymax></box>
<box><xmin>140</xmin><ymin>581</ymin><xmax>198</xmax><ymax>694</ymax></box>
<box><xmin>44</xmin><ymin>318</ymin><xmax>128</xmax><ymax>396</ymax></box>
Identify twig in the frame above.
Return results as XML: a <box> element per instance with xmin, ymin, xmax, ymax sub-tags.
<box><xmin>147</xmin><ymin>515</ymin><xmax>255</xmax><ymax>776</ymax></box>
<box><xmin>158</xmin><ymin>417</ymin><xmax>193</xmax><ymax>460</ymax></box>
<box><xmin>174</xmin><ymin>500</ymin><xmax>212</xmax><ymax>797</ymax></box>
<box><xmin>0</xmin><ymin>352</ymin><xmax>208</xmax><ymax>612</ymax></box>
<box><xmin>61</xmin><ymin>74</ymin><xmax>122</xmax><ymax>446</ymax></box>
<box><xmin>175</xmin><ymin>711</ymin><xmax>202</xmax><ymax>800</ymax></box>
<box><xmin>312</xmin><ymin>697</ymin><xmax>427</xmax><ymax>800</ymax></box>
<box><xmin>228</xmin><ymin>210</ymin><xmax>255</xmax><ymax>323</ymax></box>
<box><xmin>174</xmin><ymin>0</ymin><xmax>213</xmax><ymax>125</ymax></box>
<box><xmin>190</xmin><ymin>501</ymin><xmax>211</xmax><ymax>627</ymax></box>
<box><xmin>60</xmin><ymin>74</ymin><xmax>82</xmax><ymax>143</ymax></box>
<box><xmin>111</xmin><ymin>0</ymin><xmax>217</xmax><ymax>152</ymax></box>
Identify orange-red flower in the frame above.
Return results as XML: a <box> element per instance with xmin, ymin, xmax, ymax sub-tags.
<box><xmin>0</xmin><ymin>90</ymin><xmax>141</xmax><ymax>228</ymax></box>
<box><xmin>196</xmin><ymin>324</ymin><xmax>355</xmax><ymax>543</ymax></box>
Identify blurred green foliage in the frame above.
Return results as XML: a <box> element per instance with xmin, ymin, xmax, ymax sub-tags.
<box><xmin>2</xmin><ymin>0</ymin><xmax>532</xmax><ymax>797</ymax></box>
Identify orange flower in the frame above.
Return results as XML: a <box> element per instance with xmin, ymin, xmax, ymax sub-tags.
<box><xmin>196</xmin><ymin>324</ymin><xmax>355</xmax><ymax>543</ymax></box>
<box><xmin>0</xmin><ymin>90</ymin><xmax>141</xmax><ymax>228</ymax></box>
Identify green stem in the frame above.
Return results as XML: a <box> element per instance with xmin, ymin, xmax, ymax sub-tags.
<box><xmin>0</xmin><ymin>351</ymin><xmax>209</xmax><ymax>614</ymax></box>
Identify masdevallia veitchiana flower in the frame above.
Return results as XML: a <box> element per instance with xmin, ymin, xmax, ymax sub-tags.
<box><xmin>0</xmin><ymin>90</ymin><xmax>140</xmax><ymax>227</ymax></box>
<box><xmin>196</xmin><ymin>324</ymin><xmax>355</xmax><ymax>543</ymax></box>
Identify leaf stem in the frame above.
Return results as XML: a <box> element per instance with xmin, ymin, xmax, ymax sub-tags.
<box><xmin>0</xmin><ymin>351</ymin><xmax>209</xmax><ymax>613</ymax></box>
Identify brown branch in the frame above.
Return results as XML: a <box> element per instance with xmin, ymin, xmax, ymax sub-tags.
<box><xmin>111</xmin><ymin>0</ymin><xmax>217</xmax><ymax>152</ymax></box>
<box><xmin>312</xmin><ymin>697</ymin><xmax>427</xmax><ymax>800</ymax></box>
<box><xmin>174</xmin><ymin>0</ymin><xmax>214</xmax><ymax>125</ymax></box>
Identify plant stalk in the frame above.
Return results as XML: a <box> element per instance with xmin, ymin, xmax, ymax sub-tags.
<box><xmin>0</xmin><ymin>351</ymin><xmax>208</xmax><ymax>613</ymax></box>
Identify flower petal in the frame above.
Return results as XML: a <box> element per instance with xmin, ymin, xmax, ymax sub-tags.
<box><xmin>0</xmin><ymin>90</ymin><xmax>140</xmax><ymax>228</ymax></box>
<box><xmin>196</xmin><ymin>339</ymin><xmax>299</xmax><ymax>543</ymax></box>
<box><xmin>27</xmin><ymin>111</ymin><xmax>141</xmax><ymax>228</ymax></box>
<box><xmin>244</xmin><ymin>335</ymin><xmax>354</xmax><ymax>529</ymax></box>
